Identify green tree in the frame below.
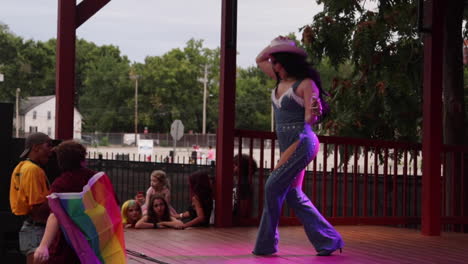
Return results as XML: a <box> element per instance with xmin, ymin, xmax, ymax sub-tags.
<box><xmin>0</xmin><ymin>24</ymin><xmax>55</xmax><ymax>102</ymax></box>
<box><xmin>303</xmin><ymin>1</ymin><xmax>428</xmax><ymax>142</ymax></box>
<box><xmin>138</xmin><ymin>39</ymin><xmax>219</xmax><ymax>133</ymax></box>
<box><xmin>235</xmin><ymin>66</ymin><xmax>274</xmax><ymax>131</ymax></box>
<box><xmin>78</xmin><ymin>43</ymin><xmax>133</xmax><ymax>132</ymax></box>
<box><xmin>0</xmin><ymin>23</ymin><xmax>23</xmax><ymax>102</ymax></box>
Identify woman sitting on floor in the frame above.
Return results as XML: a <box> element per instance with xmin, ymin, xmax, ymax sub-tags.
<box><xmin>173</xmin><ymin>171</ymin><xmax>213</xmax><ymax>229</ymax></box>
<box><xmin>135</xmin><ymin>195</ymin><xmax>182</xmax><ymax>229</ymax></box>
<box><xmin>121</xmin><ymin>199</ymin><xmax>142</xmax><ymax>228</ymax></box>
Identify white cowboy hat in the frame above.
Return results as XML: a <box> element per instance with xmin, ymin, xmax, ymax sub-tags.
<box><xmin>264</xmin><ymin>36</ymin><xmax>307</xmax><ymax>57</ymax></box>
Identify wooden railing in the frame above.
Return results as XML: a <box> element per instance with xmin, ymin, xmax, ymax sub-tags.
<box><xmin>234</xmin><ymin>129</ymin><xmax>468</xmax><ymax>230</ymax></box>
<box><xmin>441</xmin><ymin>144</ymin><xmax>468</xmax><ymax>231</ymax></box>
<box><xmin>84</xmin><ymin>130</ymin><xmax>467</xmax><ymax>231</ymax></box>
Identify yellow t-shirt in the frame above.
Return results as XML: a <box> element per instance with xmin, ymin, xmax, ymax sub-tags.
<box><xmin>9</xmin><ymin>160</ymin><xmax>50</xmax><ymax>216</ymax></box>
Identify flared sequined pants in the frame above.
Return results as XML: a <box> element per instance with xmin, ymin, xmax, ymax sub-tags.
<box><xmin>253</xmin><ymin>123</ymin><xmax>344</xmax><ymax>255</ymax></box>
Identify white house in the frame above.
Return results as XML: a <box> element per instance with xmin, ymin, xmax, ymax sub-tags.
<box><xmin>16</xmin><ymin>95</ymin><xmax>82</xmax><ymax>139</ymax></box>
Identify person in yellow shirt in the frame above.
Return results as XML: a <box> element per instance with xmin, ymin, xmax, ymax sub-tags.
<box><xmin>10</xmin><ymin>132</ymin><xmax>53</xmax><ymax>264</ymax></box>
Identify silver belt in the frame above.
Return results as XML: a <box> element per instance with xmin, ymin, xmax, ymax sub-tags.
<box><xmin>276</xmin><ymin>122</ymin><xmax>305</xmax><ymax>132</ymax></box>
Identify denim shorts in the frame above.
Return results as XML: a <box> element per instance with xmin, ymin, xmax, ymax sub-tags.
<box><xmin>19</xmin><ymin>220</ymin><xmax>45</xmax><ymax>255</ymax></box>
<box><xmin>276</xmin><ymin>122</ymin><xmax>311</xmax><ymax>153</ymax></box>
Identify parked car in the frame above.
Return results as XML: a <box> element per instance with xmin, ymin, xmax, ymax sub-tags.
<box><xmin>123</xmin><ymin>134</ymin><xmax>140</xmax><ymax>146</ymax></box>
<box><xmin>80</xmin><ymin>135</ymin><xmax>97</xmax><ymax>146</ymax></box>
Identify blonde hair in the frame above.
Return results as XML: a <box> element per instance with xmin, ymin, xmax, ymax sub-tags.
<box><xmin>150</xmin><ymin>170</ymin><xmax>170</xmax><ymax>189</ymax></box>
<box><xmin>121</xmin><ymin>200</ymin><xmax>142</xmax><ymax>225</ymax></box>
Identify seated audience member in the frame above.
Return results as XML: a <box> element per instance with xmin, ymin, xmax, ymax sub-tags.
<box><xmin>142</xmin><ymin>170</ymin><xmax>176</xmax><ymax>215</ymax></box>
<box><xmin>135</xmin><ymin>195</ymin><xmax>182</xmax><ymax>229</ymax></box>
<box><xmin>233</xmin><ymin>154</ymin><xmax>258</xmax><ymax>217</ymax></box>
<box><xmin>121</xmin><ymin>200</ymin><xmax>143</xmax><ymax>228</ymax></box>
<box><xmin>135</xmin><ymin>191</ymin><xmax>145</xmax><ymax>206</ymax></box>
<box><xmin>174</xmin><ymin>171</ymin><xmax>213</xmax><ymax>229</ymax></box>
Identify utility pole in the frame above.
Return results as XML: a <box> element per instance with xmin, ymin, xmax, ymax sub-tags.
<box><xmin>202</xmin><ymin>64</ymin><xmax>208</xmax><ymax>134</ymax></box>
<box><xmin>130</xmin><ymin>74</ymin><xmax>140</xmax><ymax>145</ymax></box>
<box><xmin>16</xmin><ymin>88</ymin><xmax>20</xmax><ymax>137</ymax></box>
<box><xmin>198</xmin><ymin>64</ymin><xmax>209</xmax><ymax>134</ymax></box>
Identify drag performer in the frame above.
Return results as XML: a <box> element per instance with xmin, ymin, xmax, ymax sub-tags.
<box><xmin>252</xmin><ymin>36</ymin><xmax>344</xmax><ymax>256</ymax></box>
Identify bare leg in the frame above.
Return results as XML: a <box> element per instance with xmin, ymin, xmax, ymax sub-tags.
<box><xmin>273</xmin><ymin>141</ymin><xmax>300</xmax><ymax>170</ymax></box>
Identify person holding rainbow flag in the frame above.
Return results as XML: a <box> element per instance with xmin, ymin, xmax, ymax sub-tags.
<box><xmin>34</xmin><ymin>140</ymin><xmax>125</xmax><ymax>264</ymax></box>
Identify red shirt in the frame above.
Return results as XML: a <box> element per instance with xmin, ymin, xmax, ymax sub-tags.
<box><xmin>48</xmin><ymin>168</ymin><xmax>97</xmax><ymax>264</ymax></box>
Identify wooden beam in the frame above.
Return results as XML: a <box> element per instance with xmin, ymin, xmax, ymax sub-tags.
<box><xmin>76</xmin><ymin>0</ymin><xmax>111</xmax><ymax>28</ymax></box>
<box><xmin>215</xmin><ymin>0</ymin><xmax>237</xmax><ymax>227</ymax></box>
<box><xmin>421</xmin><ymin>0</ymin><xmax>445</xmax><ymax>236</ymax></box>
<box><xmin>56</xmin><ymin>0</ymin><xmax>110</xmax><ymax>140</ymax></box>
<box><xmin>55</xmin><ymin>0</ymin><xmax>76</xmax><ymax>140</ymax></box>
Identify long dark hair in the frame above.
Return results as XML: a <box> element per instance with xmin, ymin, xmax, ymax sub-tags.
<box><xmin>234</xmin><ymin>154</ymin><xmax>257</xmax><ymax>185</ymax></box>
<box><xmin>147</xmin><ymin>195</ymin><xmax>171</xmax><ymax>223</ymax></box>
<box><xmin>189</xmin><ymin>171</ymin><xmax>213</xmax><ymax>218</ymax></box>
<box><xmin>272</xmin><ymin>52</ymin><xmax>330</xmax><ymax>122</ymax></box>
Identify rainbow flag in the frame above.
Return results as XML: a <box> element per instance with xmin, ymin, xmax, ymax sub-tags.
<box><xmin>48</xmin><ymin>172</ymin><xmax>126</xmax><ymax>264</ymax></box>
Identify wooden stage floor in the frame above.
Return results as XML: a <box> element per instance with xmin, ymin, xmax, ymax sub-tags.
<box><xmin>124</xmin><ymin>225</ymin><xmax>468</xmax><ymax>264</ymax></box>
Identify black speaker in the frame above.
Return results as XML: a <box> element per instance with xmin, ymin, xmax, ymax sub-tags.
<box><xmin>0</xmin><ymin>103</ymin><xmax>13</xmax><ymax>211</ymax></box>
<box><xmin>0</xmin><ymin>102</ymin><xmax>13</xmax><ymax>140</ymax></box>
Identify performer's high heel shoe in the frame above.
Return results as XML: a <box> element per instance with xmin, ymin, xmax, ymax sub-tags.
<box><xmin>316</xmin><ymin>248</ymin><xmax>342</xmax><ymax>256</ymax></box>
<box><xmin>251</xmin><ymin>250</ymin><xmax>277</xmax><ymax>256</ymax></box>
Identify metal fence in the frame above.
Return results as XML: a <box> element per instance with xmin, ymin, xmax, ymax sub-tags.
<box><xmin>86</xmin><ymin>156</ymin><xmax>215</xmax><ymax>214</ymax></box>
<box><xmin>86</xmin><ymin>152</ymin><xmax>423</xmax><ymax>227</ymax></box>
<box><xmin>81</xmin><ymin>132</ymin><xmax>217</xmax><ymax>149</ymax></box>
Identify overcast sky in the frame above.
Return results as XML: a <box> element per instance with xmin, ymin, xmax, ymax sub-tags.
<box><xmin>1</xmin><ymin>0</ymin><xmax>323</xmax><ymax>68</ymax></box>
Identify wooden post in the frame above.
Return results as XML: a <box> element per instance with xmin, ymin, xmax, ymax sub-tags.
<box><xmin>55</xmin><ymin>0</ymin><xmax>77</xmax><ymax>140</ymax></box>
<box><xmin>421</xmin><ymin>0</ymin><xmax>445</xmax><ymax>236</ymax></box>
<box><xmin>55</xmin><ymin>0</ymin><xmax>110</xmax><ymax>140</ymax></box>
<box><xmin>215</xmin><ymin>0</ymin><xmax>237</xmax><ymax>227</ymax></box>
